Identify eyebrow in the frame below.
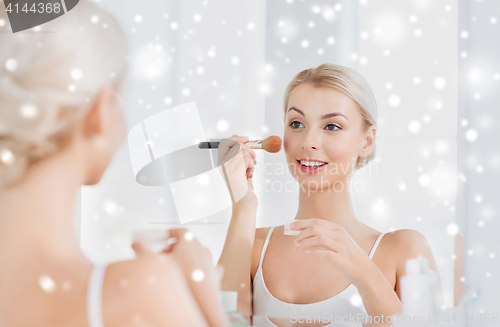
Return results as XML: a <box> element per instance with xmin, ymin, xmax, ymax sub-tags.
<box><xmin>287</xmin><ymin>106</ymin><xmax>348</xmax><ymax>120</ymax></box>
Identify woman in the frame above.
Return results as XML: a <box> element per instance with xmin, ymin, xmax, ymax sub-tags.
<box><xmin>217</xmin><ymin>63</ymin><xmax>443</xmax><ymax>326</ymax></box>
<box><xmin>0</xmin><ymin>2</ymin><xmax>229</xmax><ymax>327</ymax></box>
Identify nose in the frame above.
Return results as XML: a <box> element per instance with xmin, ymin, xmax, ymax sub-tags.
<box><xmin>301</xmin><ymin>129</ymin><xmax>320</xmax><ymax>151</ymax></box>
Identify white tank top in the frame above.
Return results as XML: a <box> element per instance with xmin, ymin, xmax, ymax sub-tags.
<box><xmin>252</xmin><ymin>226</ymin><xmax>387</xmax><ymax>327</ymax></box>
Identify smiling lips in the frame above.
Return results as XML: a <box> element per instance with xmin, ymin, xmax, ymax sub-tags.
<box><xmin>297</xmin><ymin>158</ymin><xmax>327</xmax><ymax>166</ymax></box>
<box><xmin>296</xmin><ymin>158</ymin><xmax>328</xmax><ymax>173</ymax></box>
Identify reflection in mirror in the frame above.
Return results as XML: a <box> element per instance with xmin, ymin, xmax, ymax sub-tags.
<box><xmin>74</xmin><ymin>0</ymin><xmax>482</xmax><ymax>324</ymax></box>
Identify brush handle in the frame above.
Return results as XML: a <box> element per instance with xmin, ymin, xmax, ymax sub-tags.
<box><xmin>198</xmin><ymin>141</ymin><xmax>220</xmax><ymax>149</ymax></box>
<box><xmin>198</xmin><ymin>140</ymin><xmax>263</xmax><ymax>149</ymax></box>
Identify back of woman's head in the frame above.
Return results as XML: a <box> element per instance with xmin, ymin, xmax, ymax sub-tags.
<box><xmin>283</xmin><ymin>63</ymin><xmax>378</xmax><ymax>170</ymax></box>
<box><xmin>0</xmin><ymin>0</ymin><xmax>128</xmax><ymax>188</ymax></box>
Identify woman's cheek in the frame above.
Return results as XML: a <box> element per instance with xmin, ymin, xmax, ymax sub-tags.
<box><xmin>283</xmin><ymin>134</ymin><xmax>293</xmax><ymax>165</ymax></box>
<box><xmin>283</xmin><ymin>133</ymin><xmax>293</xmax><ymax>154</ymax></box>
<box><xmin>324</xmin><ymin>141</ymin><xmax>352</xmax><ymax>165</ymax></box>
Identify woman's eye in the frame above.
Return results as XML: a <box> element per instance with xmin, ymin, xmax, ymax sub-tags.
<box><xmin>325</xmin><ymin>124</ymin><xmax>340</xmax><ymax>131</ymax></box>
<box><xmin>289</xmin><ymin>121</ymin><xmax>304</xmax><ymax>129</ymax></box>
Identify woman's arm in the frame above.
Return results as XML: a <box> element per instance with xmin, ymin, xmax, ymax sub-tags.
<box><xmin>216</xmin><ymin>134</ymin><xmax>258</xmax><ymax>324</ymax></box>
<box><xmin>217</xmin><ymin>203</ymin><xmax>258</xmax><ymax>323</ymax></box>
<box><xmin>290</xmin><ymin>218</ymin><xmax>439</xmax><ymax>321</ymax></box>
<box><xmin>393</xmin><ymin>229</ymin><xmax>444</xmax><ymax>305</ymax></box>
<box><xmin>290</xmin><ymin>219</ymin><xmax>403</xmax><ymax>323</ymax></box>
<box><xmin>104</xmin><ymin>254</ymin><xmax>210</xmax><ymax>327</ymax></box>
<box><xmin>356</xmin><ymin>258</ymin><xmax>402</xmax><ymax>322</ymax></box>
<box><xmin>154</xmin><ymin>228</ymin><xmax>231</xmax><ymax>327</ymax></box>
<box><xmin>357</xmin><ymin>229</ymin><xmax>442</xmax><ymax>322</ymax></box>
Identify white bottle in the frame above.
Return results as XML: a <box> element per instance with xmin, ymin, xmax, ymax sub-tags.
<box><xmin>400</xmin><ymin>258</ymin><xmax>436</xmax><ymax>318</ymax></box>
<box><xmin>220</xmin><ymin>291</ymin><xmax>249</xmax><ymax>327</ymax></box>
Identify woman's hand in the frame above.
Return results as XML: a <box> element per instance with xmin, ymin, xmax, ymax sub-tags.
<box><xmin>290</xmin><ymin>218</ymin><xmax>376</xmax><ymax>286</ymax></box>
<box><xmin>217</xmin><ymin>134</ymin><xmax>258</xmax><ymax>211</ymax></box>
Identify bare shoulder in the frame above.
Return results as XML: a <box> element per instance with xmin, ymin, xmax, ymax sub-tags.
<box><xmin>251</xmin><ymin>227</ymin><xmax>273</xmax><ymax>282</ymax></box>
<box><xmin>102</xmin><ymin>254</ymin><xmax>208</xmax><ymax>327</ymax></box>
<box><xmin>385</xmin><ymin>229</ymin><xmax>442</xmax><ymax>300</ymax></box>
<box><xmin>384</xmin><ymin>229</ymin><xmax>433</xmax><ymax>259</ymax></box>
<box><xmin>384</xmin><ymin>228</ymin><xmax>428</xmax><ymax>245</ymax></box>
<box><xmin>382</xmin><ymin>229</ymin><xmax>435</xmax><ymax>272</ymax></box>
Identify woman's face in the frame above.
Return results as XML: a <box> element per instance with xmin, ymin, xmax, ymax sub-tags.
<box><xmin>283</xmin><ymin>83</ymin><xmax>373</xmax><ymax>191</ymax></box>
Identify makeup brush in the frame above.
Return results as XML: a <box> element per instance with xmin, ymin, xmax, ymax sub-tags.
<box><xmin>198</xmin><ymin>135</ymin><xmax>282</xmax><ymax>153</ymax></box>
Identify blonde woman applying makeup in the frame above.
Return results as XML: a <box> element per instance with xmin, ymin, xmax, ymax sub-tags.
<box><xmin>217</xmin><ymin>63</ymin><xmax>443</xmax><ymax>326</ymax></box>
<box><xmin>0</xmin><ymin>2</ymin><xmax>229</xmax><ymax>327</ymax></box>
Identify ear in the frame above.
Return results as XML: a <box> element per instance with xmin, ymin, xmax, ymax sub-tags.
<box><xmin>359</xmin><ymin>125</ymin><xmax>376</xmax><ymax>158</ymax></box>
<box><xmin>81</xmin><ymin>87</ymin><xmax>113</xmax><ymax>139</ymax></box>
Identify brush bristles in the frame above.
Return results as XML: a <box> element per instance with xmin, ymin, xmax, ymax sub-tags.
<box><xmin>262</xmin><ymin>135</ymin><xmax>282</xmax><ymax>153</ymax></box>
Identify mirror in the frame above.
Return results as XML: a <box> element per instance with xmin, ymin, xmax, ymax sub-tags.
<box><xmin>79</xmin><ymin>0</ymin><xmax>470</xmax><ymax>322</ymax></box>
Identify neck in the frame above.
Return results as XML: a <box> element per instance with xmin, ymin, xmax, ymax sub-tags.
<box><xmin>0</xmin><ymin>148</ymin><xmax>88</xmax><ymax>263</ymax></box>
<box><xmin>294</xmin><ymin>177</ymin><xmax>366</xmax><ymax>233</ymax></box>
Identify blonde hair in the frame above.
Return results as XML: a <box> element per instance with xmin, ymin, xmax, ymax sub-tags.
<box><xmin>283</xmin><ymin>63</ymin><xmax>378</xmax><ymax>170</ymax></box>
<box><xmin>0</xmin><ymin>0</ymin><xmax>128</xmax><ymax>188</ymax></box>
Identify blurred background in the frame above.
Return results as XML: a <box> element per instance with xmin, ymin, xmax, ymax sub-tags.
<box><xmin>457</xmin><ymin>0</ymin><xmax>499</xmax><ymax>320</ymax></box>
<box><xmin>75</xmin><ymin>0</ymin><xmax>499</xmax><ymax>314</ymax></box>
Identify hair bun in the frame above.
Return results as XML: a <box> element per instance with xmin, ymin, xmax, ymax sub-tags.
<box><xmin>0</xmin><ymin>0</ymin><xmax>128</xmax><ymax>188</ymax></box>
